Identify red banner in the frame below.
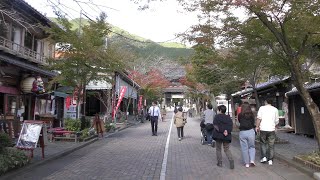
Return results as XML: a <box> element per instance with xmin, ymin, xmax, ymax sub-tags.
<box><xmin>138</xmin><ymin>95</ymin><xmax>143</xmax><ymax>112</ymax></box>
<box><xmin>113</xmin><ymin>86</ymin><xmax>127</xmax><ymax>119</ymax></box>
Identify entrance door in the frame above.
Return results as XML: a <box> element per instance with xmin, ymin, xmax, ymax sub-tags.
<box><xmin>55</xmin><ymin>97</ymin><xmax>64</xmax><ymax>127</ymax></box>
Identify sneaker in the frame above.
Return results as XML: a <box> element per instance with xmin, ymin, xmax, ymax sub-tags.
<box><xmin>268</xmin><ymin>160</ymin><xmax>273</xmax><ymax>165</ymax></box>
<box><xmin>260</xmin><ymin>157</ymin><xmax>267</xmax><ymax>163</ymax></box>
<box><xmin>245</xmin><ymin>164</ymin><xmax>250</xmax><ymax>168</ymax></box>
<box><xmin>178</xmin><ymin>138</ymin><xmax>181</xmax><ymax>141</ymax></box>
<box><xmin>208</xmin><ymin>143</ymin><xmax>212</xmax><ymax>146</ymax></box>
<box><xmin>250</xmin><ymin>162</ymin><xmax>256</xmax><ymax>167</ymax></box>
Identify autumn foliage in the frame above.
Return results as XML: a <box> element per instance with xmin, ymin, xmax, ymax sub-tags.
<box><xmin>129</xmin><ymin>68</ymin><xmax>170</xmax><ymax>90</ymax></box>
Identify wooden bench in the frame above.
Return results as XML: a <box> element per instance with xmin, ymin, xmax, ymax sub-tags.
<box><xmin>51</xmin><ymin>130</ymin><xmax>78</xmax><ymax>143</ymax></box>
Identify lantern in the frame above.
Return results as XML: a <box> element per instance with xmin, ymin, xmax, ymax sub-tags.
<box><xmin>20</xmin><ymin>77</ymin><xmax>35</xmax><ymax>93</ymax></box>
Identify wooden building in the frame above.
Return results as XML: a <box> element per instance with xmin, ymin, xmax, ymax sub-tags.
<box><xmin>285</xmin><ymin>82</ymin><xmax>320</xmax><ymax>136</ymax></box>
<box><xmin>0</xmin><ymin>0</ymin><xmax>56</xmax><ymax>137</ymax></box>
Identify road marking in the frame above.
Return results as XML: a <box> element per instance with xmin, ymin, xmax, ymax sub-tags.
<box><xmin>160</xmin><ymin>113</ymin><xmax>174</xmax><ymax>180</ymax></box>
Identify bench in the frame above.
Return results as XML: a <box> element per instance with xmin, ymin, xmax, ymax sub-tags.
<box><xmin>50</xmin><ymin>130</ymin><xmax>78</xmax><ymax>143</ymax></box>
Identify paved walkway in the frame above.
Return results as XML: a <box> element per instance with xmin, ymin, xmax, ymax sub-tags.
<box><xmin>232</xmin><ymin>123</ymin><xmax>318</xmax><ymax>173</ymax></box>
<box><xmin>5</xmin><ymin>111</ymin><xmax>312</xmax><ymax>180</ymax></box>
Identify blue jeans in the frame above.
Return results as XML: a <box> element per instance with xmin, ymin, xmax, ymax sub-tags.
<box><xmin>206</xmin><ymin>124</ymin><xmax>213</xmax><ymax>144</ymax></box>
<box><xmin>239</xmin><ymin>129</ymin><xmax>256</xmax><ymax>164</ymax></box>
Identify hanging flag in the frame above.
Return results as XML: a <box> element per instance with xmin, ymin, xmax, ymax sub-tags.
<box><xmin>65</xmin><ymin>96</ymin><xmax>72</xmax><ymax>110</ymax></box>
<box><xmin>113</xmin><ymin>86</ymin><xmax>127</xmax><ymax>119</ymax></box>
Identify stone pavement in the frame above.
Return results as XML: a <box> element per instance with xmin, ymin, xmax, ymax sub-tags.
<box><xmin>0</xmin><ymin>115</ymin><xmax>140</xmax><ymax>179</ymax></box>
<box><xmin>232</xmin><ymin>123</ymin><xmax>318</xmax><ymax>177</ymax></box>
<box><xmin>3</xmin><ymin>111</ymin><xmax>312</xmax><ymax>180</ymax></box>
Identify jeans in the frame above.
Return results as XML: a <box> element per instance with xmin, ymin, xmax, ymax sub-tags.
<box><xmin>150</xmin><ymin>116</ymin><xmax>158</xmax><ymax>135</ymax></box>
<box><xmin>177</xmin><ymin>127</ymin><xmax>184</xmax><ymax>138</ymax></box>
<box><xmin>260</xmin><ymin>130</ymin><xmax>276</xmax><ymax>160</ymax></box>
<box><xmin>239</xmin><ymin>129</ymin><xmax>256</xmax><ymax>164</ymax></box>
<box><xmin>216</xmin><ymin>140</ymin><xmax>233</xmax><ymax>162</ymax></box>
<box><xmin>206</xmin><ymin>124</ymin><xmax>213</xmax><ymax>144</ymax></box>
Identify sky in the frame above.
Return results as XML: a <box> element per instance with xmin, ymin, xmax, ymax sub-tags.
<box><xmin>24</xmin><ymin>0</ymin><xmax>199</xmax><ymax>43</ymax></box>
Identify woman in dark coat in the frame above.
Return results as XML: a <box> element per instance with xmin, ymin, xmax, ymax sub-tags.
<box><xmin>213</xmin><ymin>105</ymin><xmax>234</xmax><ymax>169</ymax></box>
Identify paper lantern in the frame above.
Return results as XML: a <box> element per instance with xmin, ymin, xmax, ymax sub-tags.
<box><xmin>20</xmin><ymin>77</ymin><xmax>35</xmax><ymax>93</ymax></box>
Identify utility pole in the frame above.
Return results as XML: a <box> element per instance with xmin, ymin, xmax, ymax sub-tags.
<box><xmin>78</xmin><ymin>9</ymin><xmax>82</xmax><ymax>35</ymax></box>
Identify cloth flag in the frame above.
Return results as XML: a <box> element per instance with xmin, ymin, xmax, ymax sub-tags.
<box><xmin>113</xmin><ymin>86</ymin><xmax>127</xmax><ymax>119</ymax></box>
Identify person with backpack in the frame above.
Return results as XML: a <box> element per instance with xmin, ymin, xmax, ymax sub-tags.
<box><xmin>213</xmin><ymin>105</ymin><xmax>234</xmax><ymax>169</ymax></box>
<box><xmin>174</xmin><ymin>107</ymin><xmax>186</xmax><ymax>141</ymax></box>
<box><xmin>202</xmin><ymin>103</ymin><xmax>216</xmax><ymax>146</ymax></box>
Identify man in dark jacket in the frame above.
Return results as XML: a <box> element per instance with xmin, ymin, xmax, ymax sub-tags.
<box><xmin>213</xmin><ymin>105</ymin><xmax>234</xmax><ymax>169</ymax></box>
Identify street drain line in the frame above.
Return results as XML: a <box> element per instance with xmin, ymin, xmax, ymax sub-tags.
<box><xmin>160</xmin><ymin>114</ymin><xmax>174</xmax><ymax>180</ymax></box>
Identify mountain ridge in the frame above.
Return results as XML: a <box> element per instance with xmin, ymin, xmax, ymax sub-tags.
<box><xmin>49</xmin><ymin>17</ymin><xmax>190</xmax><ymax>49</ymax></box>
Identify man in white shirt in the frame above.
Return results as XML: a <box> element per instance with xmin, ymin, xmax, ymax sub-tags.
<box><xmin>148</xmin><ymin>101</ymin><xmax>161</xmax><ymax>136</ymax></box>
<box><xmin>256</xmin><ymin>98</ymin><xmax>279</xmax><ymax>166</ymax></box>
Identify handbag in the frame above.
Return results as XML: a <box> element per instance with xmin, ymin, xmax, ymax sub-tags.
<box><xmin>146</xmin><ymin>114</ymin><xmax>150</xmax><ymax>121</ymax></box>
<box><xmin>206</xmin><ymin>124</ymin><xmax>214</xmax><ymax>131</ymax></box>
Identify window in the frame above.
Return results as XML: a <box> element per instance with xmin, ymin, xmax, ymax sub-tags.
<box><xmin>24</xmin><ymin>31</ymin><xmax>33</xmax><ymax>49</ymax></box>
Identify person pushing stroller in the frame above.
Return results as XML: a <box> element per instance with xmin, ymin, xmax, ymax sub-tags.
<box><xmin>201</xmin><ymin>103</ymin><xmax>216</xmax><ymax>146</ymax></box>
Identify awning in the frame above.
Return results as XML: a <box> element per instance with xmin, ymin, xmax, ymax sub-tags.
<box><xmin>0</xmin><ymin>86</ymin><xmax>20</xmax><ymax>95</ymax></box>
<box><xmin>0</xmin><ymin>54</ymin><xmax>57</xmax><ymax>77</ymax></box>
<box><xmin>52</xmin><ymin>91</ymin><xmax>68</xmax><ymax>98</ymax></box>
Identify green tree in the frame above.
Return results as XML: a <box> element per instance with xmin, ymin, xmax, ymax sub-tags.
<box><xmin>177</xmin><ymin>0</ymin><xmax>320</xmax><ymax>148</ymax></box>
<box><xmin>48</xmin><ymin>13</ymin><xmax>124</xmax><ymax>118</ymax></box>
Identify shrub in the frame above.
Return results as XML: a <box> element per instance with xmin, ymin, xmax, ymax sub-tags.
<box><xmin>0</xmin><ymin>133</ymin><xmax>12</xmax><ymax>152</ymax></box>
<box><xmin>299</xmin><ymin>151</ymin><xmax>320</xmax><ymax>166</ymax></box>
<box><xmin>80</xmin><ymin>116</ymin><xmax>91</xmax><ymax>130</ymax></box>
<box><xmin>0</xmin><ymin>148</ymin><xmax>29</xmax><ymax>175</ymax></box>
<box><xmin>104</xmin><ymin>123</ymin><xmax>116</xmax><ymax>132</ymax></box>
<box><xmin>64</xmin><ymin>118</ymin><xmax>81</xmax><ymax>132</ymax></box>
<box><xmin>80</xmin><ymin>128</ymin><xmax>89</xmax><ymax>139</ymax></box>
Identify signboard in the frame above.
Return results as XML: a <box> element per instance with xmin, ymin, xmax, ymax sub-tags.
<box><xmin>16</xmin><ymin>121</ymin><xmax>43</xmax><ymax>149</ymax></box>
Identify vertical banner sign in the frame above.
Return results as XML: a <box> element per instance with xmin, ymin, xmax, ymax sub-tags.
<box><xmin>138</xmin><ymin>95</ymin><xmax>143</xmax><ymax>112</ymax></box>
<box><xmin>113</xmin><ymin>86</ymin><xmax>127</xmax><ymax>119</ymax></box>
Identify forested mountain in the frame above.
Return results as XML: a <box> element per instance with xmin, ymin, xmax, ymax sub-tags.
<box><xmin>50</xmin><ymin>17</ymin><xmax>192</xmax><ymax>80</ymax></box>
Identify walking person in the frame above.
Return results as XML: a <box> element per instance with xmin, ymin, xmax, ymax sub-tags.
<box><xmin>174</xmin><ymin>107</ymin><xmax>186</xmax><ymax>141</ymax></box>
<box><xmin>213</xmin><ymin>105</ymin><xmax>234</xmax><ymax>169</ymax></box>
<box><xmin>256</xmin><ymin>98</ymin><xmax>279</xmax><ymax>165</ymax></box>
<box><xmin>148</xmin><ymin>101</ymin><xmax>161</xmax><ymax>136</ymax></box>
<box><xmin>202</xmin><ymin>103</ymin><xmax>216</xmax><ymax>146</ymax></box>
<box><xmin>238</xmin><ymin>103</ymin><xmax>256</xmax><ymax>168</ymax></box>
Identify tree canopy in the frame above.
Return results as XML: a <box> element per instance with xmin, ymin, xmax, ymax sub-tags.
<box><xmin>48</xmin><ymin>13</ymin><xmax>125</xmax><ymax>89</ymax></box>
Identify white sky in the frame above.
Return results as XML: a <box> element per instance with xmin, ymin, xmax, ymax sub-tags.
<box><xmin>24</xmin><ymin>0</ymin><xmax>199</xmax><ymax>43</ymax></box>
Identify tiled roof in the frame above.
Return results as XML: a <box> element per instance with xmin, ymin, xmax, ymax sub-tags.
<box><xmin>16</xmin><ymin>0</ymin><xmax>54</xmax><ymax>26</ymax></box>
<box><xmin>285</xmin><ymin>82</ymin><xmax>320</xmax><ymax>96</ymax></box>
<box><xmin>232</xmin><ymin>76</ymin><xmax>290</xmax><ymax>97</ymax></box>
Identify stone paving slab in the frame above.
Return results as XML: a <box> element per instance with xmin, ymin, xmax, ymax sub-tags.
<box><xmin>4</xmin><ymin>111</ymin><xmax>313</xmax><ymax>180</ymax></box>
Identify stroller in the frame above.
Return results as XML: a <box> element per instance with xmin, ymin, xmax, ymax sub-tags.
<box><xmin>200</xmin><ymin>120</ymin><xmax>208</xmax><ymax>145</ymax></box>
<box><xmin>200</xmin><ymin>120</ymin><xmax>215</xmax><ymax>147</ymax></box>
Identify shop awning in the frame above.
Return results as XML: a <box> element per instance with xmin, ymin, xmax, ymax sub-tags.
<box><xmin>52</xmin><ymin>91</ymin><xmax>68</xmax><ymax>98</ymax></box>
<box><xmin>0</xmin><ymin>86</ymin><xmax>19</xmax><ymax>95</ymax></box>
<box><xmin>0</xmin><ymin>54</ymin><xmax>57</xmax><ymax>77</ymax></box>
